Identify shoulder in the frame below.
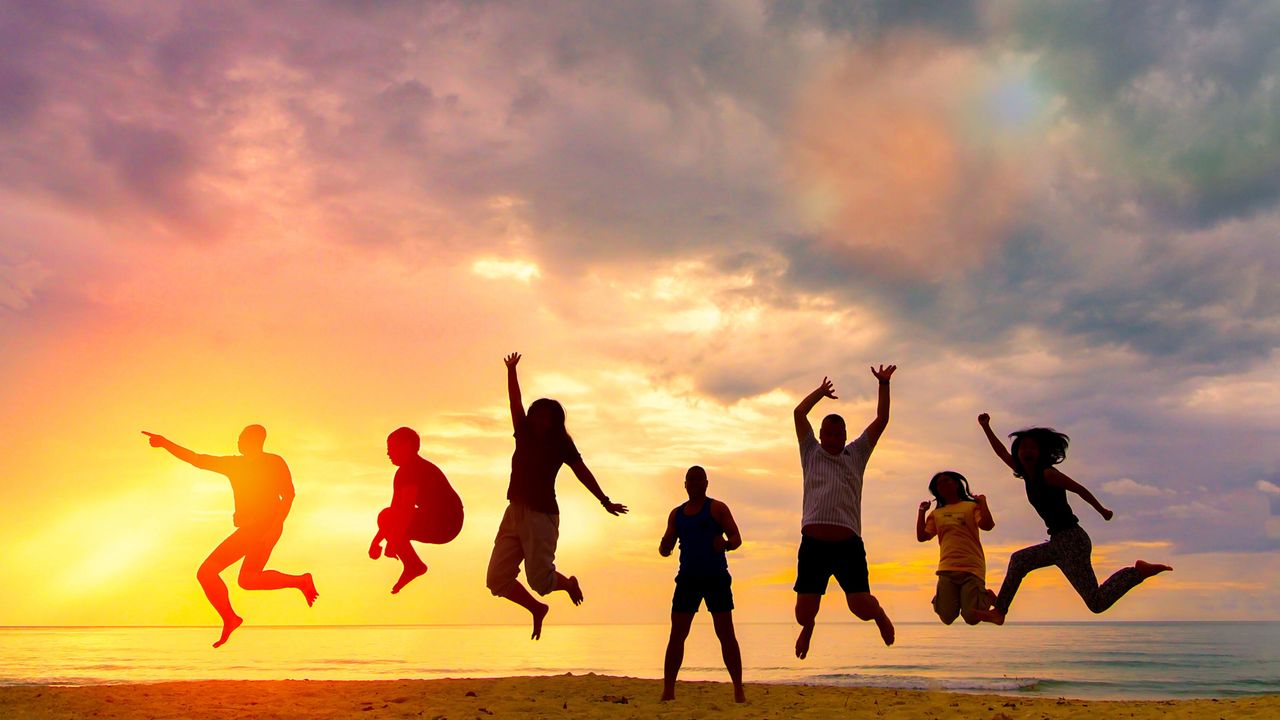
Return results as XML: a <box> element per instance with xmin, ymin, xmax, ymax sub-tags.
<box><xmin>710</xmin><ymin>499</ymin><xmax>733</xmax><ymax>517</ymax></box>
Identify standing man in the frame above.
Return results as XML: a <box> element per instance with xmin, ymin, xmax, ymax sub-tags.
<box><xmin>143</xmin><ymin>425</ymin><xmax>318</xmax><ymax>647</ymax></box>
<box><xmin>792</xmin><ymin>366</ymin><xmax>896</xmax><ymax>659</ymax></box>
<box><xmin>659</xmin><ymin>466</ymin><xmax>746</xmax><ymax>704</ymax></box>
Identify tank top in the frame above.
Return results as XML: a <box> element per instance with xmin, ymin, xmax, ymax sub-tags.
<box><xmin>1024</xmin><ymin>471</ymin><xmax>1079</xmax><ymax>535</ymax></box>
<box><xmin>676</xmin><ymin>498</ymin><xmax>728</xmax><ymax>576</ymax></box>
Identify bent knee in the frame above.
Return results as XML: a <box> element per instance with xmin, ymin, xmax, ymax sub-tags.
<box><xmin>937</xmin><ymin>611</ymin><xmax>958</xmax><ymax>625</ymax></box>
<box><xmin>528</xmin><ymin>574</ymin><xmax>557</xmax><ymax>596</ymax></box>
<box><xmin>961</xmin><ymin>611</ymin><xmax>981</xmax><ymax>625</ymax></box>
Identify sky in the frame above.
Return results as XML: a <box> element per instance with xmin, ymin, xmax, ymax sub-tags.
<box><xmin>2</xmin><ymin>1</ymin><xmax>1279</xmax><ymax>629</ymax></box>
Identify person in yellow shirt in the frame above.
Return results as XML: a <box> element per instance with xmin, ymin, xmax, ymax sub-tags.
<box><xmin>916</xmin><ymin>471</ymin><xmax>996</xmax><ymax>625</ymax></box>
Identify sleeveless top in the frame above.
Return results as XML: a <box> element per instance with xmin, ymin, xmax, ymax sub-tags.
<box><xmin>676</xmin><ymin>498</ymin><xmax>729</xmax><ymax>576</ymax></box>
<box><xmin>1024</xmin><ymin>471</ymin><xmax>1079</xmax><ymax>535</ymax></box>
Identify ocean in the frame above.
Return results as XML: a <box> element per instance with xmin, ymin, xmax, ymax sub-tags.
<box><xmin>1</xmin><ymin>622</ymin><xmax>1276</xmax><ymax>700</ymax></box>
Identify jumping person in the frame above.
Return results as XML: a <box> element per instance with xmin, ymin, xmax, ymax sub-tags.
<box><xmin>369</xmin><ymin>427</ymin><xmax>464</xmax><ymax>594</ymax></box>
<box><xmin>142</xmin><ymin>426</ymin><xmax>317</xmax><ymax>647</ymax></box>
<box><xmin>659</xmin><ymin>466</ymin><xmax>745</xmax><ymax>704</ymax></box>
<box><xmin>916</xmin><ymin>471</ymin><xmax>997</xmax><ymax>625</ymax></box>
<box><xmin>972</xmin><ymin>414</ymin><xmax>1171</xmax><ymax>624</ymax></box>
<box><xmin>792</xmin><ymin>367</ymin><xmax>897</xmax><ymax>659</ymax></box>
<box><xmin>485</xmin><ymin>352</ymin><xmax>627</xmax><ymax>639</ymax></box>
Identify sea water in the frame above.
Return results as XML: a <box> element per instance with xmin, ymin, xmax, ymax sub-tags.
<box><xmin>1</xmin><ymin>622</ymin><xmax>1276</xmax><ymax>699</ymax></box>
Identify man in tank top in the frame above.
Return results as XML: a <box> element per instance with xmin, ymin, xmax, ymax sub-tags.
<box><xmin>658</xmin><ymin>466</ymin><xmax>745</xmax><ymax>704</ymax></box>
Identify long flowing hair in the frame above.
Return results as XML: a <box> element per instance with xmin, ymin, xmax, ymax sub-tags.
<box><xmin>527</xmin><ymin>397</ymin><xmax>573</xmax><ymax>446</ymax></box>
<box><xmin>928</xmin><ymin>470</ymin><xmax>976</xmax><ymax>507</ymax></box>
<box><xmin>1009</xmin><ymin>427</ymin><xmax>1070</xmax><ymax>479</ymax></box>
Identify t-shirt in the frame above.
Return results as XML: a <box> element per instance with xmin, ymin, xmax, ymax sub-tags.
<box><xmin>506</xmin><ymin>418</ymin><xmax>582</xmax><ymax>515</ymax></box>
<box><xmin>925</xmin><ymin>500</ymin><xmax>986</xmax><ymax>579</ymax></box>
<box><xmin>799</xmin><ymin>430</ymin><xmax>872</xmax><ymax>536</ymax></box>
<box><xmin>394</xmin><ymin>457</ymin><xmax>463</xmax><ymax>518</ymax></box>
<box><xmin>198</xmin><ymin>453</ymin><xmax>292</xmax><ymax>529</ymax></box>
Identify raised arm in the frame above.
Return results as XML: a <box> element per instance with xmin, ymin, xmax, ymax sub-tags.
<box><xmin>977</xmin><ymin>413</ymin><xmax>1016</xmax><ymax>471</ymax></box>
<box><xmin>504</xmin><ymin>353</ymin><xmax>526</xmax><ymax>429</ymax></box>
<box><xmin>916</xmin><ymin>500</ymin><xmax>935</xmax><ymax>542</ymax></box>
<box><xmin>710</xmin><ymin>501</ymin><xmax>742</xmax><ymax>552</ymax></box>
<box><xmin>1044</xmin><ymin>467</ymin><xmax>1113</xmax><ymax>521</ymax></box>
<box><xmin>659</xmin><ymin>508</ymin><xmax>678</xmax><ymax>557</ymax></box>
<box><xmin>794</xmin><ymin>377</ymin><xmax>837</xmax><ymax>443</ymax></box>
<box><xmin>142</xmin><ymin>431</ymin><xmax>225</xmax><ymax>472</ymax></box>
<box><xmin>568</xmin><ymin>459</ymin><xmax>628</xmax><ymax>516</ymax></box>
<box><xmin>975</xmin><ymin>493</ymin><xmax>995</xmax><ymax>531</ymax></box>
<box><xmin>863</xmin><ymin>364</ymin><xmax>896</xmax><ymax>446</ymax></box>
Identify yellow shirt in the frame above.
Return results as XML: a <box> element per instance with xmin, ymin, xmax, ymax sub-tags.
<box><xmin>925</xmin><ymin>500</ymin><xmax>986</xmax><ymax>579</ymax></box>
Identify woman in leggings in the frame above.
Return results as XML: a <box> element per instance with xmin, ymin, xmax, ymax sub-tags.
<box><xmin>973</xmin><ymin>414</ymin><xmax>1171</xmax><ymax>624</ymax></box>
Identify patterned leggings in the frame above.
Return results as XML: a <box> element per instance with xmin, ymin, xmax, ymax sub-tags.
<box><xmin>994</xmin><ymin>525</ymin><xmax>1143</xmax><ymax>615</ymax></box>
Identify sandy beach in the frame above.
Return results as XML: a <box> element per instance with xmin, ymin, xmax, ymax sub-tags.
<box><xmin>1</xmin><ymin>675</ymin><xmax>1277</xmax><ymax>719</ymax></box>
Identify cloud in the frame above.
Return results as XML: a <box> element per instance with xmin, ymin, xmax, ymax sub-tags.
<box><xmin>1103</xmin><ymin>478</ymin><xmax>1174</xmax><ymax>498</ymax></box>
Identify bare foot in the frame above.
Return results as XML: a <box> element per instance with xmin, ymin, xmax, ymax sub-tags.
<box><xmin>531</xmin><ymin>602</ymin><xmax>549</xmax><ymax>640</ymax></box>
<box><xmin>212</xmin><ymin>615</ymin><xmax>243</xmax><ymax>648</ymax></box>
<box><xmin>874</xmin><ymin>612</ymin><xmax>895</xmax><ymax>646</ymax></box>
<box><xmin>733</xmin><ymin>686</ymin><xmax>747</xmax><ymax>703</ymax></box>
<box><xmin>984</xmin><ymin>588</ymin><xmax>998</xmax><ymax>610</ymax></box>
<box><xmin>300</xmin><ymin>573</ymin><xmax>319</xmax><ymax>607</ymax></box>
<box><xmin>795</xmin><ymin>624</ymin><xmax>814</xmax><ymax>659</ymax></box>
<box><xmin>1135</xmin><ymin>560</ymin><xmax>1172</xmax><ymax>579</ymax></box>
<box><xmin>661</xmin><ymin>686</ymin><xmax>675</xmax><ymax>702</ymax></box>
<box><xmin>391</xmin><ymin>561</ymin><xmax>427</xmax><ymax>594</ymax></box>
<box><xmin>972</xmin><ymin>608</ymin><xmax>1006</xmax><ymax>625</ymax></box>
<box><xmin>565</xmin><ymin>575</ymin><xmax>584</xmax><ymax>605</ymax></box>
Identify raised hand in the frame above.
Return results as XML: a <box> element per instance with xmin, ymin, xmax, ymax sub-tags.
<box><xmin>975</xmin><ymin>494</ymin><xmax>988</xmax><ymax>504</ymax></box>
<box><xmin>817</xmin><ymin>377</ymin><xmax>838</xmax><ymax>399</ymax></box>
<box><xmin>504</xmin><ymin>352</ymin><xmax>522</xmax><ymax>368</ymax></box>
<box><xmin>141</xmin><ymin>431</ymin><xmax>166</xmax><ymax>447</ymax></box>
<box><xmin>870</xmin><ymin>364</ymin><xmax>897</xmax><ymax>382</ymax></box>
<box><xmin>603</xmin><ymin>500</ymin><xmax>628</xmax><ymax>516</ymax></box>
<box><xmin>1100</xmin><ymin>507</ymin><xmax>1114</xmax><ymax>521</ymax></box>
<box><xmin>977</xmin><ymin>413</ymin><xmax>991</xmax><ymax>427</ymax></box>
<box><xmin>918</xmin><ymin>500</ymin><xmax>931</xmax><ymax>512</ymax></box>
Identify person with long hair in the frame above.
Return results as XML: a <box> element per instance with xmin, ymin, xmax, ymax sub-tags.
<box><xmin>916</xmin><ymin>470</ymin><xmax>997</xmax><ymax>625</ymax></box>
<box><xmin>485</xmin><ymin>352</ymin><xmax>628</xmax><ymax>639</ymax></box>
<box><xmin>972</xmin><ymin>414</ymin><xmax>1171</xmax><ymax>624</ymax></box>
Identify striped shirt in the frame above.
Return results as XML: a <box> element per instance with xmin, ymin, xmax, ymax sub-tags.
<box><xmin>799</xmin><ymin>430</ymin><xmax>873</xmax><ymax>536</ymax></box>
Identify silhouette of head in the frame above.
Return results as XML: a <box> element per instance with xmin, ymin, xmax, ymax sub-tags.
<box><xmin>526</xmin><ymin>398</ymin><xmax>568</xmax><ymax>441</ymax></box>
<box><xmin>387</xmin><ymin>426</ymin><xmax>420</xmax><ymax>466</ymax></box>
<box><xmin>819</xmin><ymin>414</ymin><xmax>846</xmax><ymax>454</ymax></box>
<box><xmin>1009</xmin><ymin>427</ymin><xmax>1069</xmax><ymax>478</ymax></box>
<box><xmin>928</xmin><ymin>470</ymin><xmax>975</xmax><ymax>507</ymax></box>
<box><xmin>684</xmin><ymin>465</ymin><xmax>708</xmax><ymax>500</ymax></box>
<box><xmin>238</xmin><ymin>424</ymin><xmax>267</xmax><ymax>454</ymax></box>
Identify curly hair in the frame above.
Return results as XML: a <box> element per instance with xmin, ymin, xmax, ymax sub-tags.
<box><xmin>1009</xmin><ymin>427</ymin><xmax>1070</xmax><ymax>478</ymax></box>
<box><xmin>928</xmin><ymin>470</ymin><xmax>976</xmax><ymax>507</ymax></box>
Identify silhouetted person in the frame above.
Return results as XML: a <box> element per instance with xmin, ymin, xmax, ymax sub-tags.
<box><xmin>971</xmin><ymin>415</ymin><xmax>1172</xmax><ymax>624</ymax></box>
<box><xmin>142</xmin><ymin>425</ymin><xmax>317</xmax><ymax>648</ymax></box>
<box><xmin>369</xmin><ymin>427</ymin><xmax>464</xmax><ymax>593</ymax></box>
<box><xmin>485</xmin><ymin>352</ymin><xmax>627</xmax><ymax>639</ymax></box>
<box><xmin>659</xmin><ymin>466</ymin><xmax>745</xmax><ymax>704</ymax></box>
<box><xmin>792</xmin><ymin>367</ymin><xmax>897</xmax><ymax>659</ymax></box>
<box><xmin>915</xmin><ymin>471</ymin><xmax>998</xmax><ymax>625</ymax></box>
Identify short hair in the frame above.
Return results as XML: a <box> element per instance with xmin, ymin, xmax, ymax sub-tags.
<box><xmin>240</xmin><ymin>424</ymin><xmax>267</xmax><ymax>449</ymax></box>
<box><xmin>686</xmin><ymin>465</ymin><xmax>707</xmax><ymax>483</ymax></box>
<box><xmin>821</xmin><ymin>414</ymin><xmax>846</xmax><ymax>430</ymax></box>
<box><xmin>387</xmin><ymin>426</ymin><xmax>421</xmax><ymax>452</ymax></box>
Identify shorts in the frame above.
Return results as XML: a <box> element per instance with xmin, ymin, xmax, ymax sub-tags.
<box><xmin>932</xmin><ymin>570</ymin><xmax>986</xmax><ymax>624</ymax></box>
<box><xmin>793</xmin><ymin>533</ymin><xmax>870</xmax><ymax>595</ymax></box>
<box><xmin>672</xmin><ymin>572</ymin><xmax>734</xmax><ymax>614</ymax></box>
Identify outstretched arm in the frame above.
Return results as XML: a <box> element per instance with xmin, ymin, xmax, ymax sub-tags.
<box><xmin>916</xmin><ymin>501</ymin><xmax>934</xmax><ymax>542</ymax></box>
<box><xmin>568</xmin><ymin>459</ymin><xmax>628</xmax><ymax>516</ymax></box>
<box><xmin>863</xmin><ymin>364</ymin><xmax>896</xmax><ymax>447</ymax></box>
<box><xmin>504</xmin><ymin>353</ymin><xmax>526</xmax><ymax>430</ymax></box>
<box><xmin>1045</xmin><ymin>468</ymin><xmax>1114</xmax><ymax>521</ymax></box>
<box><xmin>794</xmin><ymin>378</ymin><xmax>837</xmax><ymax>443</ymax></box>
<box><xmin>659</xmin><ymin>508</ymin><xmax>678</xmax><ymax>557</ymax></box>
<box><xmin>141</xmin><ymin>431</ymin><xmax>223</xmax><ymax>472</ymax></box>
<box><xmin>977</xmin><ymin>413</ymin><xmax>1016</xmax><ymax>471</ymax></box>
<box><xmin>710</xmin><ymin>501</ymin><xmax>742</xmax><ymax>552</ymax></box>
<box><xmin>975</xmin><ymin>493</ymin><xmax>996</xmax><ymax>531</ymax></box>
